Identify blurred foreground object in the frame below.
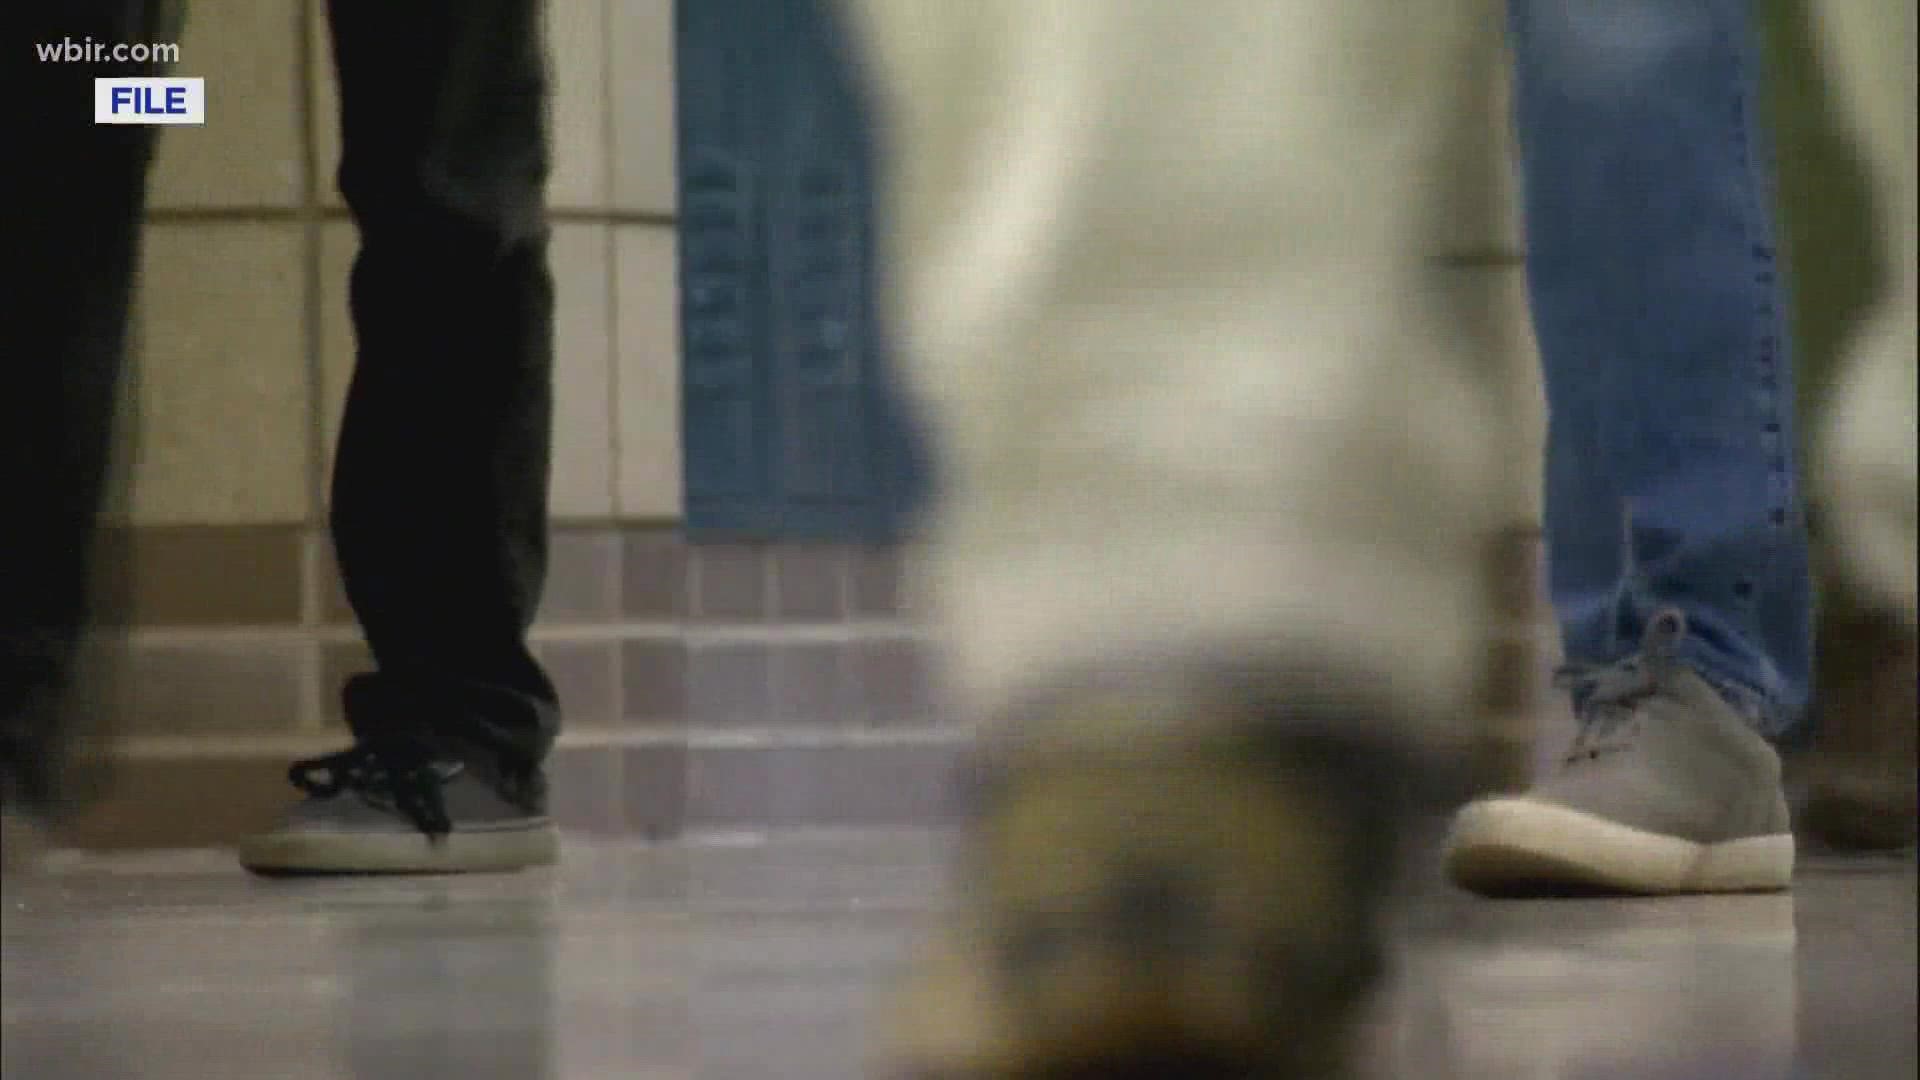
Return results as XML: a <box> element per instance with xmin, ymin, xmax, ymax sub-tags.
<box><xmin>0</xmin><ymin>0</ymin><xmax>171</xmax><ymax>837</ymax></box>
<box><xmin>842</xmin><ymin>0</ymin><xmax>1504</xmax><ymax>1073</ymax></box>
<box><xmin>1812</xmin><ymin>0</ymin><xmax>1917</xmax><ymax>626</ymax></box>
<box><xmin>1798</xmin><ymin>0</ymin><xmax>1918</xmax><ymax>851</ymax></box>
<box><xmin>1802</xmin><ymin>585</ymin><xmax>1917</xmax><ymax>851</ymax></box>
<box><xmin>841</xmin><ymin>0</ymin><xmax>1912</xmax><ymax>1072</ymax></box>
<box><xmin>1764</xmin><ymin>0</ymin><xmax>1917</xmax><ymax>854</ymax></box>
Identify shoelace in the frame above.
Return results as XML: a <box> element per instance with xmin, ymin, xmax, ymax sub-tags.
<box><xmin>1553</xmin><ymin>610</ymin><xmax>1688</xmax><ymax>766</ymax></box>
<box><xmin>288</xmin><ymin>740</ymin><xmax>455</xmax><ymax>840</ymax></box>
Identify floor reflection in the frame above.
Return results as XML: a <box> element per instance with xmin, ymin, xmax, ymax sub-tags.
<box><xmin>340</xmin><ymin>891</ymin><xmax>559</xmax><ymax>1080</ymax></box>
<box><xmin>1380</xmin><ymin>894</ymin><xmax>1801</xmax><ymax>1079</ymax></box>
<box><xmin>1</xmin><ymin>835</ymin><xmax>1911</xmax><ymax>1080</ymax></box>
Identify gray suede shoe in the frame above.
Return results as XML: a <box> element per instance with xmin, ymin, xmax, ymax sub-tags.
<box><xmin>238</xmin><ymin>741</ymin><xmax>557</xmax><ymax>876</ymax></box>
<box><xmin>1445</xmin><ymin>610</ymin><xmax>1794</xmax><ymax>897</ymax></box>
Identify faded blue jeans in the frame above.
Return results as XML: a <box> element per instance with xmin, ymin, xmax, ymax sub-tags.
<box><xmin>1509</xmin><ymin>0</ymin><xmax>1812</xmax><ymax>737</ymax></box>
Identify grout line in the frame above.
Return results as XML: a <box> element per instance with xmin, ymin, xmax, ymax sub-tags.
<box><xmin>670</xmin><ymin>826</ymin><xmax>958</xmax><ymax>848</ymax></box>
<box><xmin>106</xmin><ymin>724</ymin><xmax>973</xmax><ymax>760</ymax></box>
<box><xmin>603</xmin><ymin>201</ymin><xmax>625</xmax><ymax>523</ymax></box>
<box><xmin>837</xmin><ymin>548</ymin><xmax>855</xmax><ymax>620</ymax></box>
<box><xmin>686</xmin><ymin>549</ymin><xmax>705</xmax><ymax>619</ymax></box>
<box><xmin>295</xmin><ymin>0</ymin><xmax>327</xmax><ymax>735</ymax></box>
<box><xmin>581</xmin><ymin>621</ymin><xmax>927</xmax><ymax>644</ymax></box>
<box><xmin>106</xmin><ymin>732</ymin><xmax>348</xmax><ymax>759</ymax></box>
<box><xmin>297</xmin><ymin>614</ymin><xmax>325</xmax><ymax>733</ymax></box>
<box><xmin>121</xmin><ymin>620</ymin><xmax>927</xmax><ymax>647</ymax></box>
<box><xmin>144</xmin><ymin>206</ymin><xmax>677</xmax><ymax>227</ymax></box>
<box><xmin>669</xmin><ymin>726</ymin><xmax>973</xmax><ymax>750</ymax></box>
<box><xmin>597</xmin><ymin>0</ymin><xmax>619</xmax><ymax>219</ymax></box>
<box><xmin>599</xmin><ymin>522</ymin><xmax>629</xmax><ymax>722</ymax></box>
<box><xmin>756</xmin><ymin>546</ymin><xmax>775</xmax><ymax>622</ymax></box>
<box><xmin>555</xmin><ymin>515</ymin><xmax>683</xmax><ymax>528</ymax></box>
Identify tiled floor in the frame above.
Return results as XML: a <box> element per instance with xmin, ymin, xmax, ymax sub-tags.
<box><xmin>2</xmin><ymin>831</ymin><xmax>1912</xmax><ymax>1079</ymax></box>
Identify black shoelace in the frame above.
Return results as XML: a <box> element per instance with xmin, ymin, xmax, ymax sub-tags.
<box><xmin>1554</xmin><ymin>609</ymin><xmax>1688</xmax><ymax>766</ymax></box>
<box><xmin>288</xmin><ymin>740</ymin><xmax>455</xmax><ymax>840</ymax></box>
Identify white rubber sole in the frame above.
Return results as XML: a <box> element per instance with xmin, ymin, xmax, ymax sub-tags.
<box><xmin>237</xmin><ymin>822</ymin><xmax>559</xmax><ymax>876</ymax></box>
<box><xmin>1444</xmin><ymin>797</ymin><xmax>1794</xmax><ymax>896</ymax></box>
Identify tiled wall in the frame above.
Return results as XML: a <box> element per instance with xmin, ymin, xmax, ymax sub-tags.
<box><xmin>69</xmin><ymin>4</ymin><xmax>1551</xmax><ymax>848</ymax></box>
<box><xmin>132</xmin><ymin>0</ymin><xmax>680</xmax><ymax>526</ymax></box>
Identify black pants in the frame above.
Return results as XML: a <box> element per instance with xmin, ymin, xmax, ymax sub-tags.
<box><xmin>325</xmin><ymin>0</ymin><xmax>559</xmax><ymax>768</ymax></box>
<box><xmin>1</xmin><ymin>0</ymin><xmax>559</xmax><ymax>813</ymax></box>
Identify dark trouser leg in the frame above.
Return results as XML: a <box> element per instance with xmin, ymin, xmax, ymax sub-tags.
<box><xmin>1</xmin><ymin>1</ymin><xmax>166</xmax><ymax>812</ymax></box>
<box><xmin>323</xmin><ymin>0</ymin><xmax>559</xmax><ymax>768</ymax></box>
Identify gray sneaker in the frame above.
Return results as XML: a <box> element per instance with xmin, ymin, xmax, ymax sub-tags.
<box><xmin>238</xmin><ymin>740</ymin><xmax>558</xmax><ymax>876</ymax></box>
<box><xmin>1444</xmin><ymin>610</ymin><xmax>1793</xmax><ymax>897</ymax></box>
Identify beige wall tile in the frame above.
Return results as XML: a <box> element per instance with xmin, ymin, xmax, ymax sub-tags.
<box><xmin>114</xmin><ymin>639</ymin><xmax>313</xmax><ymax>735</ymax></box>
<box><xmin>97</xmin><ymin>525</ymin><xmax>307</xmax><ymax>627</ymax></box>
<box><xmin>549</xmin><ymin>0</ymin><xmax>612</xmax><ymax>210</ymax></box>
<box><xmin>310</xmin><ymin>0</ymin><xmax>612</xmax><ymax>211</ymax></box>
<box><xmin>551</xmin><ymin>224</ymin><xmax>618</xmax><ymax>518</ymax></box>
<box><xmin>539</xmin><ymin>527</ymin><xmax>624</xmax><ymax>622</ymax></box>
<box><xmin>148</xmin><ymin>0</ymin><xmax>305</xmax><ymax>210</ymax></box>
<box><xmin>614</xmin><ymin>225</ymin><xmax>683</xmax><ymax>519</ymax></box>
<box><xmin>125</xmin><ymin>222</ymin><xmax>312</xmax><ymax>526</ymax></box>
<box><xmin>610</xmin><ymin>0</ymin><xmax>677</xmax><ymax>215</ymax></box>
<box><xmin>61</xmin><ymin>751</ymin><xmax>304</xmax><ymax>850</ymax></box>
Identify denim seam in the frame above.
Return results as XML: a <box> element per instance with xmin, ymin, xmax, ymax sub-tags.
<box><xmin>1724</xmin><ymin>15</ymin><xmax>1802</xmax><ymax>610</ymax></box>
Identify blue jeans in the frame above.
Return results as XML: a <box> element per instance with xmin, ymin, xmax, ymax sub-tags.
<box><xmin>1509</xmin><ymin>0</ymin><xmax>1812</xmax><ymax>737</ymax></box>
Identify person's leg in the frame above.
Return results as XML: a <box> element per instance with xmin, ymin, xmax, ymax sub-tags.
<box><xmin>1513</xmin><ymin>0</ymin><xmax>1811</xmax><ymax>728</ymax></box>
<box><xmin>1445</xmin><ymin>0</ymin><xmax>1806</xmax><ymax>896</ymax></box>
<box><xmin>841</xmin><ymin>1</ymin><xmax>1505</xmax><ymax>1074</ymax></box>
<box><xmin>237</xmin><ymin>0</ymin><xmax>559</xmax><ymax>875</ymax></box>
<box><xmin>1</xmin><ymin>0</ymin><xmax>169</xmax><ymax>830</ymax></box>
